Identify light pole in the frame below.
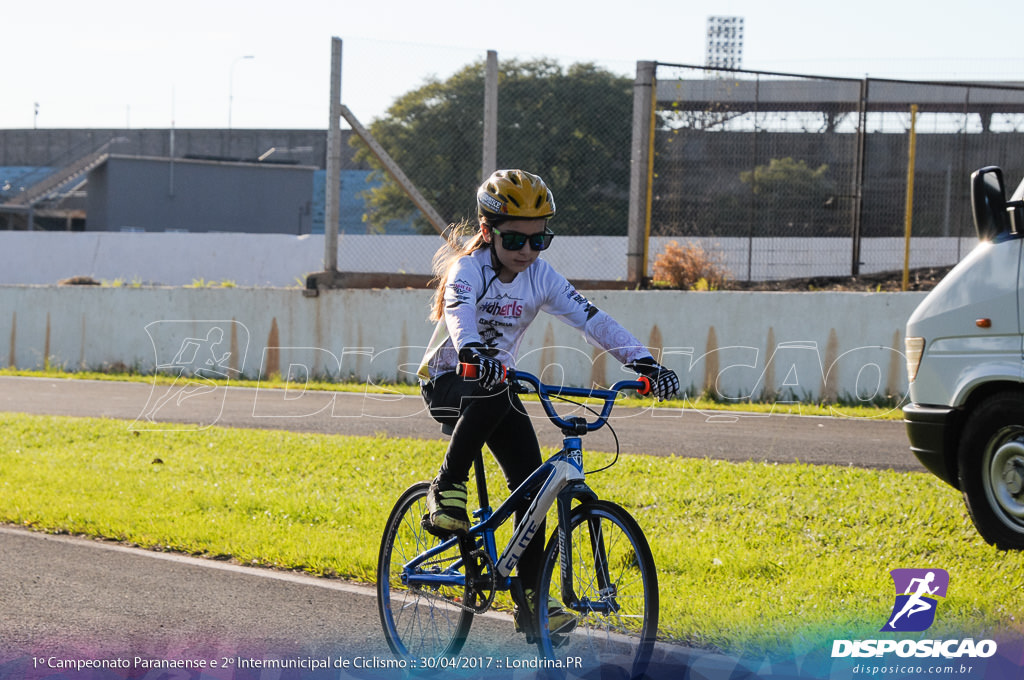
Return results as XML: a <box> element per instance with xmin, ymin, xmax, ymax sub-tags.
<box><xmin>228</xmin><ymin>55</ymin><xmax>255</xmax><ymax>130</ymax></box>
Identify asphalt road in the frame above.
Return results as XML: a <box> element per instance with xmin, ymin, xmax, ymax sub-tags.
<box><xmin>0</xmin><ymin>376</ymin><xmax>921</xmax><ymax>471</ymax></box>
<box><xmin>0</xmin><ymin>526</ymin><xmax>748</xmax><ymax>680</ymax></box>
<box><xmin>0</xmin><ymin>525</ymin><xmax>541</xmax><ymax>676</ymax></box>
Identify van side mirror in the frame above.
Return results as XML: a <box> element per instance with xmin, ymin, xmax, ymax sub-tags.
<box><xmin>971</xmin><ymin>166</ymin><xmax>1014</xmax><ymax>241</ymax></box>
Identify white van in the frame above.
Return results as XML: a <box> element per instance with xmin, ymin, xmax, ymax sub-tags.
<box><xmin>904</xmin><ymin>166</ymin><xmax>1024</xmax><ymax>550</ymax></box>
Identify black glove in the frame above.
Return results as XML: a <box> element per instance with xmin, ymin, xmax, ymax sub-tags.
<box><xmin>458</xmin><ymin>345</ymin><xmax>506</xmax><ymax>391</ymax></box>
<box><xmin>627</xmin><ymin>357</ymin><xmax>680</xmax><ymax>401</ymax></box>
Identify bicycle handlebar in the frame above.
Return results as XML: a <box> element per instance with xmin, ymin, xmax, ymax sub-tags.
<box><xmin>460</xmin><ymin>362</ymin><xmax>650</xmax><ymax>434</ymax></box>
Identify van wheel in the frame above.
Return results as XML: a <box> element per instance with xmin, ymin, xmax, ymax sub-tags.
<box><xmin>958</xmin><ymin>390</ymin><xmax>1024</xmax><ymax>550</ymax></box>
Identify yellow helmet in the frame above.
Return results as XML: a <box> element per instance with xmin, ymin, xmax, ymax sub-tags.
<box><xmin>477</xmin><ymin>169</ymin><xmax>556</xmax><ymax>219</ymax></box>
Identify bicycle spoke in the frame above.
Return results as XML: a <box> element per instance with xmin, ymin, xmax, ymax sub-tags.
<box><xmin>538</xmin><ymin>500</ymin><xmax>658</xmax><ymax>679</ymax></box>
<box><xmin>377</xmin><ymin>482</ymin><xmax>473</xmax><ymax>660</ymax></box>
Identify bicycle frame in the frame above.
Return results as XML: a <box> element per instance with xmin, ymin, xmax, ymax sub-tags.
<box><xmin>403</xmin><ymin>444</ymin><xmax>579</xmax><ymax>588</ymax></box>
<box><xmin>401</xmin><ymin>371</ymin><xmax>649</xmax><ymax>611</ymax></box>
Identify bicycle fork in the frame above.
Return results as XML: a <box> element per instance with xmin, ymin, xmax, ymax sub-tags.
<box><xmin>556</xmin><ymin>483</ymin><xmax>620</xmax><ymax>615</ymax></box>
<box><xmin>553</xmin><ymin>436</ymin><xmax>620</xmax><ymax>617</ymax></box>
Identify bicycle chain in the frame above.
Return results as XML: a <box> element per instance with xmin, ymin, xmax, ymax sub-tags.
<box><xmin>409</xmin><ymin>549</ymin><xmax>497</xmax><ymax>615</ymax></box>
<box><xmin>463</xmin><ymin>549</ymin><xmax>497</xmax><ymax>613</ymax></box>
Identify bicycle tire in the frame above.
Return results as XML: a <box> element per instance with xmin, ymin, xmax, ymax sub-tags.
<box><xmin>536</xmin><ymin>500</ymin><xmax>659</xmax><ymax>679</ymax></box>
<box><xmin>377</xmin><ymin>481</ymin><xmax>474</xmax><ymax>660</ymax></box>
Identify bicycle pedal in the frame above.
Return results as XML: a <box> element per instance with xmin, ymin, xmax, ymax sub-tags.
<box><xmin>550</xmin><ymin>633</ymin><xmax>571</xmax><ymax>648</ymax></box>
<box><xmin>550</xmin><ymin>616</ymin><xmax>578</xmax><ymax>641</ymax></box>
<box><xmin>420</xmin><ymin>513</ymin><xmax>465</xmax><ymax>539</ymax></box>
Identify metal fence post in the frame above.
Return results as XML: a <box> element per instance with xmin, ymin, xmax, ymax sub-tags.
<box><xmin>305</xmin><ymin>36</ymin><xmax>344</xmax><ymax>296</ymax></box>
<box><xmin>850</xmin><ymin>78</ymin><xmax>868</xmax><ymax>277</ymax></box>
<box><xmin>746</xmin><ymin>75</ymin><xmax>761</xmax><ymax>282</ymax></box>
<box><xmin>627</xmin><ymin>60</ymin><xmax>656</xmax><ymax>287</ymax></box>
<box><xmin>324</xmin><ymin>36</ymin><xmax>342</xmax><ymax>272</ymax></box>
<box><xmin>902</xmin><ymin>104</ymin><xmax>919</xmax><ymax>291</ymax></box>
<box><xmin>482</xmin><ymin>50</ymin><xmax>498</xmax><ymax>180</ymax></box>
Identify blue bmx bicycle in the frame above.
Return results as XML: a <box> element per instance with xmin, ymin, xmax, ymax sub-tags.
<box><xmin>376</xmin><ymin>369</ymin><xmax>659</xmax><ymax>678</ymax></box>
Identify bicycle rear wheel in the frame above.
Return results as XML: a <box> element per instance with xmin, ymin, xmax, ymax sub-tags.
<box><xmin>377</xmin><ymin>481</ymin><xmax>473</xmax><ymax>660</ymax></box>
<box><xmin>537</xmin><ymin>500</ymin><xmax>658</xmax><ymax>679</ymax></box>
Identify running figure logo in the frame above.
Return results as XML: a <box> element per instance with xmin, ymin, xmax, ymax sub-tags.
<box><xmin>133</xmin><ymin>320</ymin><xmax>249</xmax><ymax>430</ymax></box>
<box><xmin>881</xmin><ymin>568</ymin><xmax>949</xmax><ymax>632</ymax></box>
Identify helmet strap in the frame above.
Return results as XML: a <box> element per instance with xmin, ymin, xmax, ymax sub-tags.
<box><xmin>479</xmin><ymin>216</ymin><xmax>505</xmax><ymax>278</ymax></box>
<box><xmin>488</xmin><ymin>240</ymin><xmax>504</xmax><ymax>277</ymax></box>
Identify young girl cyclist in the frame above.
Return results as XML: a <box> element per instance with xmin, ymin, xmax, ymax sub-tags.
<box><xmin>416</xmin><ymin>169</ymin><xmax>679</xmax><ymax>631</ymax></box>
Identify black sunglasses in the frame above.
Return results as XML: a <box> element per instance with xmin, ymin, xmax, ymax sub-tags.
<box><xmin>492</xmin><ymin>227</ymin><xmax>555</xmax><ymax>251</ymax></box>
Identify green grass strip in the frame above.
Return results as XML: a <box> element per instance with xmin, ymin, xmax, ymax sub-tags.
<box><xmin>3</xmin><ymin>412</ymin><xmax>1018</xmax><ymax>657</ymax></box>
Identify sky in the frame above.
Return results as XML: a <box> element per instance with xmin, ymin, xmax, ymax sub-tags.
<box><xmin>6</xmin><ymin>0</ymin><xmax>1024</xmax><ymax>131</ymax></box>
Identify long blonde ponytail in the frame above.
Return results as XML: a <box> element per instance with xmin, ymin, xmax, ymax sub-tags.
<box><xmin>428</xmin><ymin>219</ymin><xmax>490</xmax><ymax>321</ymax></box>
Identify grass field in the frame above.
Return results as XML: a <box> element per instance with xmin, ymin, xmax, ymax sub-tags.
<box><xmin>2</xmin><ymin>410</ymin><xmax>1021</xmax><ymax>657</ymax></box>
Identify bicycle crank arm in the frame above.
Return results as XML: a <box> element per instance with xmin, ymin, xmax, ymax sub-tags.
<box><xmin>405</xmin><ymin>572</ymin><xmax>465</xmax><ymax>588</ymax></box>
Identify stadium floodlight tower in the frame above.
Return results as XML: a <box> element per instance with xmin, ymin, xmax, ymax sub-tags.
<box><xmin>705</xmin><ymin>16</ymin><xmax>744</xmax><ymax>72</ymax></box>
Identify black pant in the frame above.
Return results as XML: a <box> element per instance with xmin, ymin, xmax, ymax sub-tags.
<box><xmin>422</xmin><ymin>372</ymin><xmax>545</xmax><ymax>585</ymax></box>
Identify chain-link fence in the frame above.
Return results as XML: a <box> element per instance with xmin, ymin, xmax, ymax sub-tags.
<box><xmin>649</xmin><ymin>63</ymin><xmax>1024</xmax><ymax>281</ymax></box>
<box><xmin>345</xmin><ymin>56</ymin><xmax>1024</xmax><ymax>285</ymax></box>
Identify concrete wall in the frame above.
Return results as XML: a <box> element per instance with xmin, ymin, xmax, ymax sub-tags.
<box><xmin>0</xmin><ymin>231</ymin><xmax>976</xmax><ymax>287</ymax></box>
<box><xmin>0</xmin><ymin>285</ymin><xmax>927</xmax><ymax>406</ymax></box>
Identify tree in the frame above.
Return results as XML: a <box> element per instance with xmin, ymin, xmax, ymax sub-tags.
<box><xmin>740</xmin><ymin>157</ymin><xmax>830</xmax><ymax>197</ymax></box>
<box><xmin>350</xmin><ymin>58</ymin><xmax>633</xmax><ymax>235</ymax></box>
<box><xmin>739</xmin><ymin>157</ymin><xmax>838</xmax><ymax>236</ymax></box>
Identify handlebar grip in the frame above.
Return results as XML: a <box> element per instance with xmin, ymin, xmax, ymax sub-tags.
<box><xmin>458</xmin><ymin>361</ymin><xmax>509</xmax><ymax>386</ymax></box>
<box><xmin>636</xmin><ymin>375</ymin><xmax>652</xmax><ymax>396</ymax></box>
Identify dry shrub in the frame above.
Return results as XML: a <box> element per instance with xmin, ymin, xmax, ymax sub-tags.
<box><xmin>58</xmin><ymin>276</ymin><xmax>101</xmax><ymax>286</ymax></box>
<box><xmin>652</xmin><ymin>240</ymin><xmax>730</xmax><ymax>290</ymax></box>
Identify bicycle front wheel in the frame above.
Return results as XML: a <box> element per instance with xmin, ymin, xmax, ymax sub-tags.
<box><xmin>537</xmin><ymin>500</ymin><xmax>658</xmax><ymax>679</ymax></box>
<box><xmin>377</xmin><ymin>481</ymin><xmax>473</xmax><ymax>660</ymax></box>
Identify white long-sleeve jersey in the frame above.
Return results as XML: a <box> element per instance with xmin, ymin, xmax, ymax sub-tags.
<box><xmin>418</xmin><ymin>248</ymin><xmax>651</xmax><ymax>381</ymax></box>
